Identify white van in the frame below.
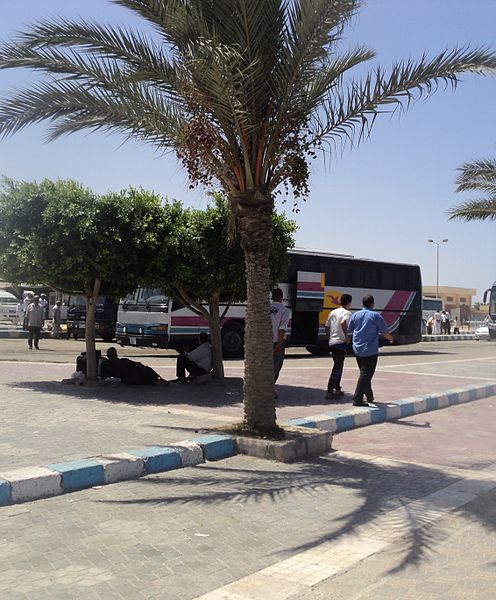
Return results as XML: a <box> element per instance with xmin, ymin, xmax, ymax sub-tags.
<box><xmin>0</xmin><ymin>291</ymin><xmax>19</xmax><ymax>323</ymax></box>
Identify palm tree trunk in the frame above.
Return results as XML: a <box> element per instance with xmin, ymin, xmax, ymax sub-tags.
<box><xmin>233</xmin><ymin>192</ymin><xmax>277</xmax><ymax>433</ymax></box>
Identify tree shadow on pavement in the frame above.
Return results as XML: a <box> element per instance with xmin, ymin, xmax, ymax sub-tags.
<box><xmin>97</xmin><ymin>452</ymin><xmax>496</xmax><ymax>577</ymax></box>
<box><xmin>8</xmin><ymin>378</ymin><xmax>363</xmax><ymax>412</ymax></box>
<box><xmin>7</xmin><ymin>378</ymin><xmax>245</xmax><ymax>409</ymax></box>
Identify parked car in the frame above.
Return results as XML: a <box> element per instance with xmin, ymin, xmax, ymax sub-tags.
<box><xmin>474</xmin><ymin>324</ymin><xmax>490</xmax><ymax>341</ymax></box>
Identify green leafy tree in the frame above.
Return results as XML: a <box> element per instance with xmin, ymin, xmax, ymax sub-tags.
<box><xmin>0</xmin><ymin>178</ymin><xmax>167</xmax><ymax>378</ymax></box>
<box><xmin>0</xmin><ymin>1</ymin><xmax>494</xmax><ymax>432</ymax></box>
<box><xmin>155</xmin><ymin>194</ymin><xmax>296</xmax><ymax>379</ymax></box>
<box><xmin>448</xmin><ymin>159</ymin><xmax>496</xmax><ymax>222</ymax></box>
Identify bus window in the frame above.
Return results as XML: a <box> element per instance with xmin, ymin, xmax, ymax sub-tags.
<box><xmin>325</xmin><ymin>262</ymin><xmax>350</xmax><ymax>286</ymax></box>
<box><xmin>363</xmin><ymin>266</ymin><xmax>380</xmax><ymax>288</ymax></box>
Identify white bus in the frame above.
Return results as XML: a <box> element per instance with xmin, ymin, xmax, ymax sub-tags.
<box><xmin>116</xmin><ymin>248</ymin><xmax>422</xmax><ymax>357</ymax></box>
<box><xmin>422</xmin><ymin>296</ymin><xmax>443</xmax><ymax>333</ymax></box>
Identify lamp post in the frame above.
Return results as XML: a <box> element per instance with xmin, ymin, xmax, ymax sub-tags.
<box><xmin>427</xmin><ymin>239</ymin><xmax>449</xmax><ymax>298</ymax></box>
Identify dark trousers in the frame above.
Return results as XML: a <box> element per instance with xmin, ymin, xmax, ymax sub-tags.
<box><xmin>353</xmin><ymin>354</ymin><xmax>378</xmax><ymax>402</ymax></box>
<box><xmin>28</xmin><ymin>326</ymin><xmax>41</xmax><ymax>349</ymax></box>
<box><xmin>273</xmin><ymin>341</ymin><xmax>285</xmax><ymax>383</ymax></box>
<box><xmin>327</xmin><ymin>344</ymin><xmax>347</xmax><ymax>392</ymax></box>
<box><xmin>176</xmin><ymin>354</ymin><xmax>207</xmax><ymax>381</ymax></box>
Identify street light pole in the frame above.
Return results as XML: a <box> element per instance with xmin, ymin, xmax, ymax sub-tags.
<box><xmin>427</xmin><ymin>239</ymin><xmax>449</xmax><ymax>298</ymax></box>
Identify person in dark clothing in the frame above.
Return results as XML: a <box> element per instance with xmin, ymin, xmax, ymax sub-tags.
<box><xmin>347</xmin><ymin>295</ymin><xmax>394</xmax><ymax>406</ymax></box>
<box><xmin>102</xmin><ymin>347</ymin><xmax>168</xmax><ymax>385</ymax></box>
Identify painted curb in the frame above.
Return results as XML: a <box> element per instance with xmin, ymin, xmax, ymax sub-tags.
<box><xmin>422</xmin><ymin>334</ymin><xmax>475</xmax><ymax>341</ymax></box>
<box><xmin>128</xmin><ymin>447</ymin><xmax>181</xmax><ymax>474</ymax></box>
<box><xmin>47</xmin><ymin>459</ymin><xmax>105</xmax><ymax>492</ymax></box>
<box><xmin>191</xmin><ymin>435</ymin><xmax>236</xmax><ymax>461</ymax></box>
<box><xmin>0</xmin><ymin>383</ymin><xmax>493</xmax><ymax>507</ymax></box>
<box><xmin>285</xmin><ymin>382</ymin><xmax>496</xmax><ymax>434</ymax></box>
<box><xmin>0</xmin><ymin>329</ymin><xmax>50</xmax><ymax>339</ymax></box>
<box><xmin>0</xmin><ymin>467</ymin><xmax>62</xmax><ymax>503</ymax></box>
<box><xmin>0</xmin><ymin>436</ymin><xmax>232</xmax><ymax>507</ymax></box>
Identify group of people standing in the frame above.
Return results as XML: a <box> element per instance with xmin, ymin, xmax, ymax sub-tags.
<box><xmin>426</xmin><ymin>310</ymin><xmax>453</xmax><ymax>335</ymax></box>
<box><xmin>270</xmin><ymin>289</ymin><xmax>393</xmax><ymax>407</ymax></box>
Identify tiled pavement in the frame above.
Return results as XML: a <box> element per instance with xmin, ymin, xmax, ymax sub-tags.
<box><xmin>1</xmin><ymin>351</ymin><xmax>494</xmax><ymax>471</ymax></box>
<box><xmin>0</xmin><ymin>342</ymin><xmax>495</xmax><ymax>598</ymax></box>
<box><xmin>0</xmin><ymin>446</ymin><xmax>494</xmax><ymax>599</ymax></box>
<box><xmin>290</xmin><ymin>488</ymin><xmax>496</xmax><ymax>600</ymax></box>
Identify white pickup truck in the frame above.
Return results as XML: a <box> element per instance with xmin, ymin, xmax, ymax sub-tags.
<box><xmin>0</xmin><ymin>291</ymin><xmax>19</xmax><ymax>323</ymax></box>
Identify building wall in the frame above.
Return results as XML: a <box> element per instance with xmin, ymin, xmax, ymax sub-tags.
<box><xmin>423</xmin><ymin>286</ymin><xmax>477</xmax><ymax>321</ymax></box>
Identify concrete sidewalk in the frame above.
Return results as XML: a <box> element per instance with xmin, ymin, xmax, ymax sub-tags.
<box><xmin>0</xmin><ymin>355</ymin><xmax>493</xmax><ymax>472</ymax></box>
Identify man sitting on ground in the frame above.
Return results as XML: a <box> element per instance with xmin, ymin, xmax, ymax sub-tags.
<box><xmin>101</xmin><ymin>347</ymin><xmax>168</xmax><ymax>385</ymax></box>
<box><xmin>174</xmin><ymin>332</ymin><xmax>212</xmax><ymax>383</ymax></box>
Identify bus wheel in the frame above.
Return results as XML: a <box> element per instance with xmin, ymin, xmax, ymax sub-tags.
<box><xmin>221</xmin><ymin>323</ymin><xmax>245</xmax><ymax>358</ymax></box>
<box><xmin>305</xmin><ymin>344</ymin><xmax>330</xmax><ymax>356</ymax></box>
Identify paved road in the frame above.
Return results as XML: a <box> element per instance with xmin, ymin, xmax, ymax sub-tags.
<box><xmin>0</xmin><ymin>338</ymin><xmax>494</xmax><ymax>599</ymax></box>
<box><xmin>0</xmin><ymin>339</ymin><xmax>494</xmax><ymax>470</ymax></box>
<box><xmin>0</xmin><ymin>398</ymin><xmax>495</xmax><ymax>599</ymax></box>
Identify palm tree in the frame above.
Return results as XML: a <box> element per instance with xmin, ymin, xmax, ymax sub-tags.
<box><xmin>0</xmin><ymin>0</ymin><xmax>494</xmax><ymax>433</ymax></box>
<box><xmin>448</xmin><ymin>158</ymin><xmax>496</xmax><ymax>221</ymax></box>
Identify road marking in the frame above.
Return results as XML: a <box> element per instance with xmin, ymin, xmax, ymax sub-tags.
<box><xmin>371</xmin><ymin>369</ymin><xmax>493</xmax><ymax>381</ymax></box>
<box><xmin>379</xmin><ymin>356</ymin><xmax>496</xmax><ymax>369</ymax></box>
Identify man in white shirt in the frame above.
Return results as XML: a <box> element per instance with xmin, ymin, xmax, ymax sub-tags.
<box><xmin>174</xmin><ymin>332</ymin><xmax>213</xmax><ymax>383</ymax></box>
<box><xmin>26</xmin><ymin>295</ymin><xmax>45</xmax><ymax>350</ymax></box>
<box><xmin>432</xmin><ymin>310</ymin><xmax>442</xmax><ymax>335</ymax></box>
<box><xmin>270</xmin><ymin>288</ymin><xmax>290</xmax><ymax>384</ymax></box>
<box><xmin>52</xmin><ymin>300</ymin><xmax>62</xmax><ymax>338</ymax></box>
<box><xmin>325</xmin><ymin>294</ymin><xmax>352</xmax><ymax>399</ymax></box>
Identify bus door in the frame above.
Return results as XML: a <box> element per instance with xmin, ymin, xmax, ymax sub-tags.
<box><xmin>290</xmin><ymin>271</ymin><xmax>325</xmax><ymax>344</ymax></box>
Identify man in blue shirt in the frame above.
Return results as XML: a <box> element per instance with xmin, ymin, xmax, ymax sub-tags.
<box><xmin>347</xmin><ymin>295</ymin><xmax>394</xmax><ymax>407</ymax></box>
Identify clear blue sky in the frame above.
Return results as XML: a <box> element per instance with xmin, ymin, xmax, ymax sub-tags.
<box><xmin>0</xmin><ymin>1</ymin><xmax>495</xmax><ymax>301</ymax></box>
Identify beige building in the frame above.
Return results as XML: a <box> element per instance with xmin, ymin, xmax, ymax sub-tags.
<box><xmin>423</xmin><ymin>286</ymin><xmax>476</xmax><ymax>321</ymax></box>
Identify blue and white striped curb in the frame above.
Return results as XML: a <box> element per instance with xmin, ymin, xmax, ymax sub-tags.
<box><xmin>422</xmin><ymin>334</ymin><xmax>475</xmax><ymax>341</ymax></box>
<box><xmin>0</xmin><ymin>328</ymin><xmax>51</xmax><ymax>339</ymax></box>
<box><xmin>1</xmin><ymin>384</ymin><xmax>493</xmax><ymax>507</ymax></box>
<box><xmin>0</xmin><ymin>329</ymin><xmax>28</xmax><ymax>339</ymax></box>
<box><xmin>0</xmin><ymin>434</ymin><xmax>235</xmax><ymax>507</ymax></box>
<box><xmin>285</xmin><ymin>383</ymin><xmax>495</xmax><ymax>434</ymax></box>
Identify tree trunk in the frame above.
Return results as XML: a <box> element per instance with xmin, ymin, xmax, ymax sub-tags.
<box><xmin>84</xmin><ymin>278</ymin><xmax>101</xmax><ymax>380</ymax></box>
<box><xmin>232</xmin><ymin>192</ymin><xmax>276</xmax><ymax>433</ymax></box>
<box><xmin>208</xmin><ymin>292</ymin><xmax>224</xmax><ymax>379</ymax></box>
<box><xmin>174</xmin><ymin>286</ymin><xmax>225</xmax><ymax>379</ymax></box>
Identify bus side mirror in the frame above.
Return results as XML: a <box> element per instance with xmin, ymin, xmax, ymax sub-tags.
<box><xmin>483</xmin><ymin>289</ymin><xmax>490</xmax><ymax>304</ymax></box>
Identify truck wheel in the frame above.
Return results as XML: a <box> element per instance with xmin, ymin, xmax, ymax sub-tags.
<box><xmin>221</xmin><ymin>323</ymin><xmax>245</xmax><ymax>358</ymax></box>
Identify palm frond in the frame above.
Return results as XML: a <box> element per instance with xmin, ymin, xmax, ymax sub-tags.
<box><xmin>448</xmin><ymin>198</ymin><xmax>496</xmax><ymax>221</ymax></box>
<box><xmin>455</xmin><ymin>158</ymin><xmax>496</xmax><ymax>193</ymax></box>
<box><xmin>0</xmin><ymin>18</ymin><xmax>178</xmax><ymax>91</ymax></box>
<box><xmin>0</xmin><ymin>78</ymin><xmax>184</xmax><ymax>147</ymax></box>
<box><xmin>315</xmin><ymin>47</ymin><xmax>496</xmax><ymax>147</ymax></box>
